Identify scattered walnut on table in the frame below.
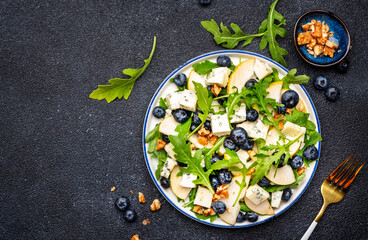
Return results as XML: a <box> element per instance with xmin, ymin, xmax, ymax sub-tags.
<box><xmin>131</xmin><ymin>234</ymin><xmax>140</xmax><ymax>240</ymax></box>
<box><xmin>142</xmin><ymin>218</ymin><xmax>151</xmax><ymax>225</ymax></box>
<box><xmin>138</xmin><ymin>192</ymin><xmax>146</xmax><ymax>203</ymax></box>
<box><xmin>150</xmin><ymin>199</ymin><xmax>161</xmax><ymax>211</ymax></box>
<box><xmin>110</xmin><ymin>186</ymin><xmax>116</xmax><ymax>192</ymax></box>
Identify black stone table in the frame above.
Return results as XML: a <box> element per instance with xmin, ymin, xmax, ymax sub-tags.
<box><xmin>1</xmin><ymin>1</ymin><xmax>367</xmax><ymax>239</ymax></box>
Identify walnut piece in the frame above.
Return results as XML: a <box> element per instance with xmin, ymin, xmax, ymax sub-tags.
<box><xmin>203</xmin><ymin>207</ymin><xmax>216</xmax><ymax>216</ymax></box>
<box><xmin>193</xmin><ymin>205</ymin><xmax>203</xmax><ymax>215</ymax></box>
<box><xmin>209</xmin><ymin>134</ymin><xmax>218</xmax><ymax>145</ymax></box>
<box><xmin>138</xmin><ymin>192</ymin><xmax>146</xmax><ymax>203</ymax></box>
<box><xmin>311</xmin><ymin>21</ymin><xmax>322</xmax><ymax>38</ymax></box>
<box><xmin>323</xmin><ymin>46</ymin><xmax>335</xmax><ymax>58</ymax></box>
<box><xmin>142</xmin><ymin>218</ymin><xmax>151</xmax><ymax>225</ymax></box>
<box><xmin>211</xmin><ymin>84</ymin><xmax>222</xmax><ymax>97</ymax></box>
<box><xmin>247</xmin><ymin>167</ymin><xmax>256</xmax><ymax>176</ymax></box>
<box><xmin>198</xmin><ymin>135</ymin><xmax>209</xmax><ymax>146</ymax></box>
<box><xmin>110</xmin><ymin>186</ymin><xmax>116</xmax><ymax>192</ymax></box>
<box><xmin>313</xmin><ymin>44</ymin><xmax>324</xmax><ymax>57</ymax></box>
<box><xmin>198</xmin><ymin>126</ymin><xmax>211</xmax><ymax>137</ymax></box>
<box><xmin>325</xmin><ymin>40</ymin><xmax>338</xmax><ymax>49</ymax></box>
<box><xmin>307</xmin><ymin>38</ymin><xmax>317</xmax><ymax>50</ymax></box>
<box><xmin>131</xmin><ymin>235</ymin><xmax>140</xmax><ymax>240</ymax></box>
<box><xmin>150</xmin><ymin>199</ymin><xmax>161</xmax><ymax>211</ymax></box>
<box><xmin>156</xmin><ymin>139</ymin><xmax>166</xmax><ymax>151</ymax></box>
<box><xmin>297</xmin><ymin>167</ymin><xmax>306</xmax><ymax>176</ymax></box>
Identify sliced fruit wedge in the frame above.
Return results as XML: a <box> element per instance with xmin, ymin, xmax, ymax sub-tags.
<box><xmin>187</xmin><ymin>69</ymin><xmax>207</xmax><ymax>92</ymax></box>
<box><xmin>244</xmin><ymin>196</ymin><xmax>275</xmax><ymax>215</ymax></box>
<box><xmin>296</xmin><ymin>99</ymin><xmax>307</xmax><ymax>113</ymax></box>
<box><xmin>170</xmin><ymin>166</ymin><xmax>192</xmax><ymax>200</ymax></box>
<box><xmin>266</xmin><ymin>81</ymin><xmax>283</xmax><ymax>103</ymax></box>
<box><xmin>219</xmin><ymin>175</ymin><xmax>249</xmax><ymax>225</ymax></box>
<box><xmin>227</xmin><ymin>58</ymin><xmax>255</xmax><ymax>94</ymax></box>
<box><xmin>265</xmin><ymin>165</ymin><xmax>296</xmax><ymax>185</ymax></box>
<box><xmin>265</xmin><ymin>127</ymin><xmax>282</xmax><ymax>146</ymax></box>
<box><xmin>159</xmin><ymin>116</ymin><xmax>179</xmax><ymax>136</ymax></box>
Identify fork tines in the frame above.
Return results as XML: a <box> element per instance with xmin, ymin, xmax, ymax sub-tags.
<box><xmin>326</xmin><ymin>154</ymin><xmax>365</xmax><ymax>190</ymax></box>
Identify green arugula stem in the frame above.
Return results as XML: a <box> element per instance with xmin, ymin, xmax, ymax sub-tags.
<box><xmin>205</xmin><ymin>136</ymin><xmax>226</xmax><ymax>158</ymax></box>
<box><xmin>227</xmin><ymin>94</ymin><xmax>243</xmax><ymax>130</ymax></box>
<box><xmin>186</xmin><ymin>121</ymin><xmax>204</xmax><ymax>140</ymax></box>
<box><xmin>214</xmin><ymin>95</ymin><xmax>229</xmax><ymax>100</ymax></box>
<box><xmin>183</xmin><ymin>200</ymin><xmax>194</xmax><ymax>208</ymax></box>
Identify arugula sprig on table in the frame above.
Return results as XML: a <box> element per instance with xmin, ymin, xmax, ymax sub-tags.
<box><xmin>201</xmin><ymin>0</ymin><xmax>288</xmax><ymax>66</ymax></box>
<box><xmin>90</xmin><ymin>36</ymin><xmax>156</xmax><ymax>103</ymax></box>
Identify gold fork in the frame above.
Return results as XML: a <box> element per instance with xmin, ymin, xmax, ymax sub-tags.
<box><xmin>301</xmin><ymin>155</ymin><xmax>364</xmax><ymax>240</ymax></box>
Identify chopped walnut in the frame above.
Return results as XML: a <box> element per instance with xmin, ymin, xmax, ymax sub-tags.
<box><xmin>130</xmin><ymin>190</ymin><xmax>134</xmax><ymax>194</ymax></box>
<box><xmin>198</xmin><ymin>135</ymin><xmax>209</xmax><ymax>146</ymax></box>
<box><xmin>150</xmin><ymin>199</ymin><xmax>161</xmax><ymax>211</ymax></box>
<box><xmin>297</xmin><ymin>32</ymin><xmax>312</xmax><ymax>45</ymax></box>
<box><xmin>297</xmin><ymin>167</ymin><xmax>306</xmax><ymax>176</ymax></box>
<box><xmin>313</xmin><ymin>44</ymin><xmax>324</xmax><ymax>57</ymax></box>
<box><xmin>307</xmin><ymin>38</ymin><xmax>317</xmax><ymax>50</ymax></box>
<box><xmin>286</xmin><ymin>108</ymin><xmax>292</xmax><ymax>115</ymax></box>
<box><xmin>323</xmin><ymin>46</ymin><xmax>335</xmax><ymax>58</ymax></box>
<box><xmin>216</xmin><ymin>184</ymin><xmax>230</xmax><ymax>194</ymax></box>
<box><xmin>131</xmin><ymin>235</ymin><xmax>140</xmax><ymax>240</ymax></box>
<box><xmin>142</xmin><ymin>218</ymin><xmax>151</xmax><ymax>225</ymax></box>
<box><xmin>302</xmin><ymin>22</ymin><xmax>312</xmax><ymax>31</ymax></box>
<box><xmin>193</xmin><ymin>205</ymin><xmax>203</xmax><ymax>215</ymax></box>
<box><xmin>311</xmin><ymin>21</ymin><xmax>322</xmax><ymax>38</ymax></box>
<box><xmin>138</xmin><ymin>192</ymin><xmax>146</xmax><ymax>203</ymax></box>
<box><xmin>209</xmin><ymin>134</ymin><xmax>218</xmax><ymax>145</ymax></box>
<box><xmin>156</xmin><ymin>139</ymin><xmax>166</xmax><ymax>151</ymax></box>
<box><xmin>219</xmin><ymin>190</ymin><xmax>229</xmax><ymax>198</ymax></box>
<box><xmin>203</xmin><ymin>207</ymin><xmax>216</xmax><ymax>216</ymax></box>
<box><xmin>247</xmin><ymin>167</ymin><xmax>256</xmax><ymax>176</ymax></box>
<box><xmin>325</xmin><ymin>40</ymin><xmax>338</xmax><ymax>49</ymax></box>
<box><xmin>278</xmin><ymin>120</ymin><xmax>284</xmax><ymax>130</ymax></box>
<box><xmin>212</xmin><ymin>193</ymin><xmax>221</xmax><ymax>202</ymax></box>
<box><xmin>110</xmin><ymin>186</ymin><xmax>116</xmax><ymax>192</ymax></box>
<box><xmin>211</xmin><ymin>84</ymin><xmax>222</xmax><ymax>97</ymax></box>
<box><xmin>198</xmin><ymin>126</ymin><xmax>211</xmax><ymax>137</ymax></box>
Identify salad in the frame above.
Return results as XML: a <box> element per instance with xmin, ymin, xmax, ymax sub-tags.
<box><xmin>145</xmin><ymin>54</ymin><xmax>321</xmax><ymax>226</ymax></box>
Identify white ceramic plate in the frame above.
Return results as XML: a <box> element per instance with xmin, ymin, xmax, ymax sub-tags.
<box><xmin>142</xmin><ymin>50</ymin><xmax>321</xmax><ymax>228</ymax></box>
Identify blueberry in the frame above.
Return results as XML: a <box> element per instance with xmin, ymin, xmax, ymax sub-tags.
<box><xmin>210</xmin><ymin>175</ymin><xmax>221</xmax><ymax>191</ymax></box>
<box><xmin>313</xmin><ymin>75</ymin><xmax>328</xmax><ymax>90</ymax></box>
<box><xmin>217</xmin><ymin>97</ymin><xmax>227</xmax><ymax>106</ymax></box>
<box><xmin>290</xmin><ymin>155</ymin><xmax>303</xmax><ymax>169</ymax></box>
<box><xmin>277</xmin><ymin>153</ymin><xmax>286</xmax><ymax>167</ymax></box>
<box><xmin>258</xmin><ymin>177</ymin><xmax>270</xmax><ymax>187</ymax></box>
<box><xmin>204</xmin><ymin>120</ymin><xmax>212</xmax><ymax>131</ymax></box>
<box><xmin>160</xmin><ymin>177</ymin><xmax>170</xmax><ymax>188</ymax></box>
<box><xmin>245</xmin><ymin>79</ymin><xmax>257</xmax><ymax>88</ymax></box>
<box><xmin>246</xmin><ymin>212</ymin><xmax>259</xmax><ymax>222</ymax></box>
<box><xmin>173</xmin><ymin>109</ymin><xmax>189</xmax><ymax>123</ymax></box>
<box><xmin>190</xmin><ymin>123</ymin><xmax>199</xmax><ymax>132</ymax></box>
<box><xmin>162</xmin><ymin>134</ymin><xmax>170</xmax><ymax>143</ymax></box>
<box><xmin>193</xmin><ymin>110</ymin><xmax>204</xmax><ymax>125</ymax></box>
<box><xmin>230</xmin><ymin>127</ymin><xmax>248</xmax><ymax>145</ymax></box>
<box><xmin>337</xmin><ymin>59</ymin><xmax>349</xmax><ymax>73</ymax></box>
<box><xmin>236</xmin><ymin>212</ymin><xmax>247</xmax><ymax>223</ymax></box>
<box><xmin>174</xmin><ymin>73</ymin><xmax>187</xmax><ymax>87</ymax></box>
<box><xmin>277</xmin><ymin>105</ymin><xmax>287</xmax><ymax>114</ymax></box>
<box><xmin>152</xmin><ymin>106</ymin><xmax>165</xmax><ymax>118</ymax></box>
<box><xmin>207</xmin><ymin>85</ymin><xmax>212</xmax><ymax>92</ymax></box>
<box><xmin>210</xmin><ymin>154</ymin><xmax>224</xmax><ymax>165</ymax></box>
<box><xmin>303</xmin><ymin>145</ymin><xmax>318</xmax><ymax>160</ymax></box>
<box><xmin>246</xmin><ymin>109</ymin><xmax>259</xmax><ymax>122</ymax></box>
<box><xmin>239</xmin><ymin>138</ymin><xmax>254</xmax><ymax>150</ymax></box>
<box><xmin>177</xmin><ymin>161</ymin><xmax>187</xmax><ymax>167</ymax></box>
<box><xmin>281</xmin><ymin>90</ymin><xmax>299</xmax><ymax>108</ymax></box>
<box><xmin>123</xmin><ymin>209</ymin><xmax>137</xmax><ymax>222</ymax></box>
<box><xmin>282</xmin><ymin>188</ymin><xmax>292</xmax><ymax>201</ymax></box>
<box><xmin>218</xmin><ymin>169</ymin><xmax>232</xmax><ymax>184</ymax></box>
<box><xmin>325</xmin><ymin>86</ymin><xmax>340</xmax><ymax>101</ymax></box>
<box><xmin>223</xmin><ymin>137</ymin><xmax>237</xmax><ymax>151</ymax></box>
<box><xmin>213</xmin><ymin>201</ymin><xmax>227</xmax><ymax>214</ymax></box>
<box><xmin>217</xmin><ymin>55</ymin><xmax>231</xmax><ymax>67</ymax></box>
<box><xmin>198</xmin><ymin>0</ymin><xmax>211</xmax><ymax>6</ymax></box>
<box><xmin>115</xmin><ymin>196</ymin><xmax>130</xmax><ymax>211</ymax></box>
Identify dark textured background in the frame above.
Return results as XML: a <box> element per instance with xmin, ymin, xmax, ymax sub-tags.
<box><xmin>1</xmin><ymin>0</ymin><xmax>368</xmax><ymax>239</ymax></box>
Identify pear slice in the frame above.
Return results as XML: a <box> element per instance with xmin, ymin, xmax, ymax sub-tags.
<box><xmin>244</xmin><ymin>196</ymin><xmax>275</xmax><ymax>215</ymax></box>
<box><xmin>187</xmin><ymin>69</ymin><xmax>207</xmax><ymax>92</ymax></box>
<box><xmin>288</xmin><ymin>140</ymin><xmax>302</xmax><ymax>156</ymax></box>
<box><xmin>266</xmin><ymin>81</ymin><xmax>283</xmax><ymax>103</ymax></box>
<box><xmin>219</xmin><ymin>175</ymin><xmax>249</xmax><ymax>225</ymax></box>
<box><xmin>265</xmin><ymin>165</ymin><xmax>296</xmax><ymax>185</ymax></box>
<box><xmin>170</xmin><ymin>166</ymin><xmax>192</xmax><ymax>200</ymax></box>
<box><xmin>159</xmin><ymin>116</ymin><xmax>179</xmax><ymax>136</ymax></box>
<box><xmin>265</xmin><ymin>127</ymin><xmax>282</xmax><ymax>146</ymax></box>
<box><xmin>227</xmin><ymin>58</ymin><xmax>255</xmax><ymax>94</ymax></box>
<box><xmin>296</xmin><ymin>99</ymin><xmax>307</xmax><ymax>113</ymax></box>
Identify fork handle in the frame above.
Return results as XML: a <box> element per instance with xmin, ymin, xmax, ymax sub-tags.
<box><xmin>301</xmin><ymin>221</ymin><xmax>318</xmax><ymax>240</ymax></box>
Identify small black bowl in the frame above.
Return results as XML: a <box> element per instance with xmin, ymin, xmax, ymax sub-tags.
<box><xmin>294</xmin><ymin>10</ymin><xmax>351</xmax><ymax>67</ymax></box>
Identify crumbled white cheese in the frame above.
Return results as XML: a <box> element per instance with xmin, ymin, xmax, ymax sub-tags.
<box><xmin>246</xmin><ymin>184</ymin><xmax>270</xmax><ymax>205</ymax></box>
<box><xmin>207</xmin><ymin>67</ymin><xmax>231</xmax><ymax>87</ymax></box>
<box><xmin>211</xmin><ymin>114</ymin><xmax>231</xmax><ymax>136</ymax></box>
<box><xmin>193</xmin><ymin>186</ymin><xmax>213</xmax><ymax>208</ymax></box>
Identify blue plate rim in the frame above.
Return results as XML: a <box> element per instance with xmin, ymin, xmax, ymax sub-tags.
<box><xmin>142</xmin><ymin>50</ymin><xmax>321</xmax><ymax>228</ymax></box>
<box><xmin>293</xmin><ymin>9</ymin><xmax>351</xmax><ymax>67</ymax></box>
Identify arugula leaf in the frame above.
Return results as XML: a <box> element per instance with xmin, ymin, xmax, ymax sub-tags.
<box><xmin>263</xmin><ymin>173</ymin><xmax>306</xmax><ymax>192</ymax></box>
<box><xmin>193</xmin><ymin>60</ymin><xmax>219</xmax><ymax>75</ymax></box>
<box><xmin>193</xmin><ymin>211</ymin><xmax>218</xmax><ymax>222</ymax></box>
<box><xmin>285</xmin><ymin>109</ymin><xmax>316</xmax><ymax>131</ymax></box>
<box><xmin>201</xmin><ymin>19</ymin><xmax>263</xmax><ymax>49</ymax></box>
<box><xmin>145</xmin><ymin>124</ymin><xmax>160</xmax><ymax>143</ymax></box>
<box><xmin>239</xmin><ymin>201</ymin><xmax>251</xmax><ymax>212</ymax></box>
<box><xmin>159</xmin><ymin>97</ymin><xmax>168</xmax><ymax>110</ymax></box>
<box><xmin>90</xmin><ymin>36</ymin><xmax>156</xmax><ymax>102</ymax></box>
<box><xmin>204</xmin><ymin>136</ymin><xmax>226</xmax><ymax>170</ymax></box>
<box><xmin>169</xmin><ymin>135</ymin><xmax>215</xmax><ymax>195</ymax></box>
<box><xmin>210</xmin><ymin>148</ymin><xmax>242</xmax><ymax>170</ymax></box>
<box><xmin>281</xmin><ymin>69</ymin><xmax>310</xmax><ymax>89</ymax></box>
<box><xmin>258</xmin><ymin>0</ymin><xmax>288</xmax><ymax>66</ymax></box>
<box><xmin>297</xmin><ymin>130</ymin><xmax>322</xmax><ymax>166</ymax></box>
<box><xmin>175</xmin><ymin>117</ymin><xmax>192</xmax><ymax>139</ymax></box>
<box><xmin>187</xmin><ymin>82</ymin><xmax>213</xmax><ymax>139</ymax></box>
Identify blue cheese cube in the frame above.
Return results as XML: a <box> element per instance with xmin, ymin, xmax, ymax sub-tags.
<box><xmin>271</xmin><ymin>190</ymin><xmax>283</xmax><ymax>208</ymax></box>
<box><xmin>236</xmin><ymin>120</ymin><xmax>257</xmax><ymax>134</ymax></box>
<box><xmin>180</xmin><ymin>90</ymin><xmax>197</xmax><ymax>112</ymax></box>
<box><xmin>193</xmin><ymin>186</ymin><xmax>213</xmax><ymax>208</ymax></box>
<box><xmin>248</xmin><ymin>118</ymin><xmax>269</xmax><ymax>139</ymax></box>
<box><xmin>228</xmin><ymin>103</ymin><xmax>246</xmax><ymax>123</ymax></box>
<box><xmin>160</xmin><ymin>158</ymin><xmax>177</xmax><ymax>178</ymax></box>
<box><xmin>211</xmin><ymin>114</ymin><xmax>231</xmax><ymax>136</ymax></box>
<box><xmin>246</xmin><ymin>184</ymin><xmax>270</xmax><ymax>205</ymax></box>
<box><xmin>180</xmin><ymin>173</ymin><xmax>197</xmax><ymax>188</ymax></box>
<box><xmin>165</xmin><ymin>92</ymin><xmax>182</xmax><ymax>110</ymax></box>
<box><xmin>207</xmin><ymin>67</ymin><xmax>231</xmax><ymax>87</ymax></box>
<box><xmin>164</xmin><ymin>143</ymin><xmax>176</xmax><ymax>160</ymax></box>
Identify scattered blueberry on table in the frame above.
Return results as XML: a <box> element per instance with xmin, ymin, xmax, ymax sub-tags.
<box><xmin>198</xmin><ymin>0</ymin><xmax>211</xmax><ymax>6</ymax></box>
<box><xmin>337</xmin><ymin>59</ymin><xmax>349</xmax><ymax>73</ymax></box>
<box><xmin>325</xmin><ymin>86</ymin><xmax>340</xmax><ymax>101</ymax></box>
<box><xmin>124</xmin><ymin>209</ymin><xmax>137</xmax><ymax>222</ymax></box>
<box><xmin>115</xmin><ymin>196</ymin><xmax>130</xmax><ymax>212</ymax></box>
<box><xmin>313</xmin><ymin>75</ymin><xmax>329</xmax><ymax>90</ymax></box>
